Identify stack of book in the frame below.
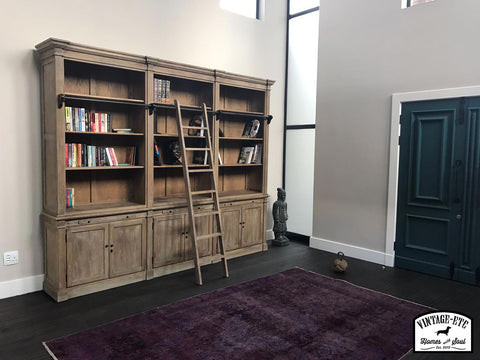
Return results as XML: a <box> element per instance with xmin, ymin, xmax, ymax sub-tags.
<box><xmin>65</xmin><ymin>107</ymin><xmax>113</xmax><ymax>132</ymax></box>
<box><xmin>66</xmin><ymin>188</ymin><xmax>75</xmax><ymax>208</ymax></box>
<box><xmin>65</xmin><ymin>144</ymin><xmax>136</xmax><ymax>167</ymax></box>
<box><xmin>154</xmin><ymin>78</ymin><xmax>171</xmax><ymax>103</ymax></box>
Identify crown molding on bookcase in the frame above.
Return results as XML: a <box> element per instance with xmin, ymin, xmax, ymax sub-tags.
<box><xmin>35</xmin><ymin>38</ymin><xmax>147</xmax><ymax>70</ymax></box>
<box><xmin>215</xmin><ymin>70</ymin><xmax>275</xmax><ymax>90</ymax></box>
<box><xmin>0</xmin><ymin>274</ymin><xmax>44</xmax><ymax>299</ymax></box>
<box><xmin>146</xmin><ymin>57</ymin><xmax>215</xmax><ymax>82</ymax></box>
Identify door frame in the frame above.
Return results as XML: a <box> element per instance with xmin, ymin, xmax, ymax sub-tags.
<box><xmin>386</xmin><ymin>85</ymin><xmax>480</xmax><ymax>267</ymax></box>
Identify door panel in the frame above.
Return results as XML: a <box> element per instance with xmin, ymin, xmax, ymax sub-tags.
<box><xmin>396</xmin><ymin>97</ymin><xmax>480</xmax><ymax>285</ymax></box>
<box><xmin>109</xmin><ymin>219</ymin><xmax>146</xmax><ymax>278</ymax></box>
<box><xmin>241</xmin><ymin>204</ymin><xmax>263</xmax><ymax>247</ymax></box>
<box><xmin>221</xmin><ymin>207</ymin><xmax>241</xmax><ymax>251</ymax></box>
<box><xmin>153</xmin><ymin>215</ymin><xmax>185</xmax><ymax>267</ymax></box>
<box><xmin>396</xmin><ymin>99</ymin><xmax>463</xmax><ymax>280</ymax></box>
<box><xmin>66</xmin><ymin>224</ymin><xmax>109</xmax><ymax>287</ymax></box>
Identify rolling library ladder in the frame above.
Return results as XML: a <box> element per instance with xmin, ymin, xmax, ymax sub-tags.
<box><xmin>175</xmin><ymin>101</ymin><xmax>229</xmax><ymax>285</ymax></box>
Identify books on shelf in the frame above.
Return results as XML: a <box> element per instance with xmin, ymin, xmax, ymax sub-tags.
<box><xmin>65</xmin><ymin>107</ymin><xmax>113</xmax><ymax>133</ymax></box>
<box><xmin>154</xmin><ymin>78</ymin><xmax>171</xmax><ymax>103</ymax></box>
<box><xmin>242</xmin><ymin>119</ymin><xmax>261</xmax><ymax>138</ymax></box>
<box><xmin>251</xmin><ymin>144</ymin><xmax>263</xmax><ymax>164</ymax></box>
<box><xmin>66</xmin><ymin>188</ymin><xmax>75</xmax><ymax>208</ymax></box>
<box><xmin>65</xmin><ymin>143</ymin><xmax>134</xmax><ymax>167</ymax></box>
<box><xmin>238</xmin><ymin>146</ymin><xmax>255</xmax><ymax>164</ymax></box>
<box><xmin>113</xmin><ymin>128</ymin><xmax>132</xmax><ymax>133</ymax></box>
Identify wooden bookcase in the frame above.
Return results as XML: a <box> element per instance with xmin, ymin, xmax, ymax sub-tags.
<box><xmin>36</xmin><ymin>39</ymin><xmax>274</xmax><ymax>301</ymax></box>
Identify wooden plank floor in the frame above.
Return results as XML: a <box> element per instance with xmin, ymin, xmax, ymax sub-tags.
<box><xmin>0</xmin><ymin>241</ymin><xmax>478</xmax><ymax>359</ymax></box>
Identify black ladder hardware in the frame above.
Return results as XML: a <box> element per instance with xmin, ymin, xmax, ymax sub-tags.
<box><xmin>175</xmin><ymin>100</ymin><xmax>229</xmax><ymax>285</ymax></box>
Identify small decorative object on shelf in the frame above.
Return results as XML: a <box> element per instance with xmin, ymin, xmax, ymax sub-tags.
<box><xmin>166</xmin><ymin>140</ymin><xmax>182</xmax><ymax>165</ymax></box>
<box><xmin>272</xmin><ymin>187</ymin><xmax>289</xmax><ymax>247</ymax></box>
<box><xmin>333</xmin><ymin>252</ymin><xmax>348</xmax><ymax>273</ymax></box>
<box><xmin>242</xmin><ymin>119</ymin><xmax>260</xmax><ymax>138</ymax></box>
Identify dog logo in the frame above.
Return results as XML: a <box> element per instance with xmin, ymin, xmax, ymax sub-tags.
<box><xmin>435</xmin><ymin>326</ymin><xmax>451</xmax><ymax>336</ymax></box>
<box><xmin>414</xmin><ymin>311</ymin><xmax>472</xmax><ymax>353</ymax></box>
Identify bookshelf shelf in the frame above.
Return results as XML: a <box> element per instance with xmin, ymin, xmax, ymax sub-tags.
<box><xmin>66</xmin><ymin>166</ymin><xmax>144</xmax><ymax>171</ymax></box>
<box><xmin>216</xmin><ymin>109</ymin><xmax>265</xmax><ymax>117</ymax></box>
<box><xmin>37</xmin><ymin>38</ymin><xmax>273</xmax><ymax>302</ymax></box>
<box><xmin>220</xmin><ymin>163</ymin><xmax>262</xmax><ymax>167</ymax></box>
<box><xmin>65</xmin><ymin>201</ymin><xmax>146</xmax><ymax>214</ymax></box>
<box><xmin>220</xmin><ymin>137</ymin><xmax>263</xmax><ymax>141</ymax></box>
<box><xmin>59</xmin><ymin>93</ymin><xmax>145</xmax><ymax>108</ymax></box>
<box><xmin>66</xmin><ymin>131</ymin><xmax>144</xmax><ymax>136</ymax></box>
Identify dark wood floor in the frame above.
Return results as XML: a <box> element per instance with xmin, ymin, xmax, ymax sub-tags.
<box><xmin>1</xmin><ymin>241</ymin><xmax>478</xmax><ymax>360</ymax></box>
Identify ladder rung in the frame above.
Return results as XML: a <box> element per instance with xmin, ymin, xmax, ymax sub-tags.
<box><xmin>196</xmin><ymin>232</ymin><xmax>222</xmax><ymax>240</ymax></box>
<box><xmin>191</xmin><ymin>190</ymin><xmax>216</xmax><ymax>195</ymax></box>
<box><xmin>185</xmin><ymin>147</ymin><xmax>212</xmax><ymax>152</ymax></box>
<box><xmin>194</xmin><ymin>211</ymin><xmax>220</xmax><ymax>217</ymax></box>
<box><xmin>188</xmin><ymin>168</ymin><xmax>213</xmax><ymax>173</ymax></box>
<box><xmin>183</xmin><ymin>126</ymin><xmax>208</xmax><ymax>130</ymax></box>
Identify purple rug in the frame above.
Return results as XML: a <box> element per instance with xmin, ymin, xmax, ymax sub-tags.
<box><xmin>44</xmin><ymin>268</ymin><xmax>431</xmax><ymax>360</ymax></box>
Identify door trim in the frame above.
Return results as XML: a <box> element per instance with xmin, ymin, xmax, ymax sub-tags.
<box><xmin>386</xmin><ymin>85</ymin><xmax>480</xmax><ymax>267</ymax></box>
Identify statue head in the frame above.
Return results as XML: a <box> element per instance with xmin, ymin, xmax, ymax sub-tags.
<box><xmin>277</xmin><ymin>187</ymin><xmax>286</xmax><ymax>201</ymax></box>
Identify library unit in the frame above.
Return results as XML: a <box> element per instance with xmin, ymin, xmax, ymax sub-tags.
<box><xmin>36</xmin><ymin>38</ymin><xmax>274</xmax><ymax>301</ymax></box>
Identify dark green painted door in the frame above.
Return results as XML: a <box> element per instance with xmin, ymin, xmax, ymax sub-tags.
<box><xmin>396</xmin><ymin>97</ymin><xmax>480</xmax><ymax>285</ymax></box>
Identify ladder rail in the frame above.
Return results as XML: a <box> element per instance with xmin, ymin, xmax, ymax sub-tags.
<box><xmin>201</xmin><ymin>104</ymin><xmax>229</xmax><ymax>277</ymax></box>
<box><xmin>174</xmin><ymin>100</ymin><xmax>229</xmax><ymax>285</ymax></box>
<box><xmin>175</xmin><ymin>99</ymin><xmax>203</xmax><ymax>285</ymax></box>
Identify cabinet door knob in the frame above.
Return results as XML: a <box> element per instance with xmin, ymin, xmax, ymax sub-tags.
<box><xmin>456</xmin><ymin>214</ymin><xmax>462</xmax><ymax>220</ymax></box>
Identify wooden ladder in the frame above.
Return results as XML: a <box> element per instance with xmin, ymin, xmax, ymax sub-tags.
<box><xmin>175</xmin><ymin>100</ymin><xmax>229</xmax><ymax>285</ymax></box>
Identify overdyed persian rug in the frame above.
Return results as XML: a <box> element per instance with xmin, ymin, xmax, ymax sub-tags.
<box><xmin>44</xmin><ymin>268</ymin><xmax>431</xmax><ymax>360</ymax></box>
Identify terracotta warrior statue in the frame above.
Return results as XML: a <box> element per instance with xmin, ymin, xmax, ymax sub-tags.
<box><xmin>272</xmin><ymin>187</ymin><xmax>289</xmax><ymax>246</ymax></box>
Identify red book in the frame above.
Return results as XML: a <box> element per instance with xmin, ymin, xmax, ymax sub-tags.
<box><xmin>65</xmin><ymin>144</ymin><xmax>68</xmax><ymax>167</ymax></box>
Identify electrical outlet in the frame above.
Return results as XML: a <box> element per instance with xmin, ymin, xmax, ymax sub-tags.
<box><xmin>3</xmin><ymin>251</ymin><xmax>19</xmax><ymax>266</ymax></box>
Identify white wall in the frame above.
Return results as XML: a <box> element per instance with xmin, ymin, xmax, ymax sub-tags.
<box><xmin>312</xmin><ymin>0</ymin><xmax>480</xmax><ymax>263</ymax></box>
<box><xmin>0</xmin><ymin>0</ymin><xmax>286</xmax><ymax>295</ymax></box>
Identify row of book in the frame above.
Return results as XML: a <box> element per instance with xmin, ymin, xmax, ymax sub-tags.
<box><xmin>154</xmin><ymin>78</ymin><xmax>171</xmax><ymax>103</ymax></box>
<box><xmin>238</xmin><ymin>144</ymin><xmax>262</xmax><ymax>164</ymax></box>
<box><xmin>66</xmin><ymin>188</ymin><xmax>75</xmax><ymax>208</ymax></box>
<box><xmin>65</xmin><ymin>107</ymin><xmax>113</xmax><ymax>133</ymax></box>
<box><xmin>65</xmin><ymin>143</ymin><xmax>136</xmax><ymax>167</ymax></box>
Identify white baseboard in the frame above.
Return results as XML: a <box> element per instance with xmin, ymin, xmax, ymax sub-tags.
<box><xmin>266</xmin><ymin>229</ymin><xmax>274</xmax><ymax>241</ymax></box>
<box><xmin>0</xmin><ymin>274</ymin><xmax>44</xmax><ymax>299</ymax></box>
<box><xmin>310</xmin><ymin>237</ymin><xmax>394</xmax><ymax>267</ymax></box>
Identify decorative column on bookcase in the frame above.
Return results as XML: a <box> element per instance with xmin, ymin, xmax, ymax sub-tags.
<box><xmin>145</xmin><ymin>63</ymin><xmax>155</xmax><ymax>280</ymax></box>
<box><xmin>263</xmin><ymin>79</ymin><xmax>275</xmax><ymax>249</ymax></box>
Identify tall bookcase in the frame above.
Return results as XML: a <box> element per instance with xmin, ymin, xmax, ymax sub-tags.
<box><xmin>36</xmin><ymin>39</ymin><xmax>274</xmax><ymax>301</ymax></box>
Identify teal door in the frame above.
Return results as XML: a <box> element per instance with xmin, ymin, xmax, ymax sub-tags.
<box><xmin>395</xmin><ymin>97</ymin><xmax>480</xmax><ymax>285</ymax></box>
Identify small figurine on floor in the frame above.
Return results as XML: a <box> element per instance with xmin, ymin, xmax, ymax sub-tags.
<box><xmin>272</xmin><ymin>187</ymin><xmax>289</xmax><ymax>247</ymax></box>
<box><xmin>333</xmin><ymin>252</ymin><xmax>348</xmax><ymax>273</ymax></box>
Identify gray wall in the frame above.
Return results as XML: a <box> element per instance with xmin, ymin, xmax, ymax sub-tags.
<box><xmin>313</xmin><ymin>0</ymin><xmax>480</xmax><ymax>254</ymax></box>
<box><xmin>0</xmin><ymin>0</ymin><xmax>286</xmax><ymax>290</ymax></box>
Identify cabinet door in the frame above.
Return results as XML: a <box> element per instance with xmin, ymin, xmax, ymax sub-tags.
<box><xmin>185</xmin><ymin>213</ymin><xmax>212</xmax><ymax>259</ymax></box>
<box><xmin>109</xmin><ymin>218</ymin><xmax>146</xmax><ymax>278</ymax></box>
<box><xmin>66</xmin><ymin>224</ymin><xmax>109</xmax><ymax>287</ymax></box>
<box><xmin>241</xmin><ymin>203</ymin><xmax>264</xmax><ymax>247</ymax></box>
<box><xmin>221</xmin><ymin>207</ymin><xmax>242</xmax><ymax>251</ymax></box>
<box><xmin>153</xmin><ymin>214</ymin><xmax>185</xmax><ymax>267</ymax></box>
